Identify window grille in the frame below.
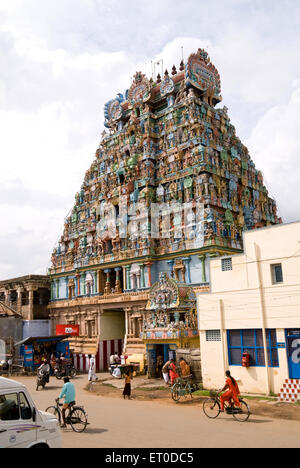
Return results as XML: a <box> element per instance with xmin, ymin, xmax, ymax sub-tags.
<box><xmin>206</xmin><ymin>330</ymin><xmax>221</xmax><ymax>342</ymax></box>
<box><xmin>227</xmin><ymin>329</ymin><xmax>279</xmax><ymax>368</ymax></box>
<box><xmin>221</xmin><ymin>258</ymin><xmax>232</xmax><ymax>271</ymax></box>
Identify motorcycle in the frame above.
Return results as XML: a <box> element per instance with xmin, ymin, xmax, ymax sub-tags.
<box><xmin>36</xmin><ymin>370</ymin><xmax>49</xmax><ymax>391</ymax></box>
<box><xmin>54</xmin><ymin>364</ymin><xmax>76</xmax><ymax>380</ymax></box>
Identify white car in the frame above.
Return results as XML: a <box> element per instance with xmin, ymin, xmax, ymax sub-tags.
<box><xmin>0</xmin><ymin>377</ymin><xmax>61</xmax><ymax>448</ymax></box>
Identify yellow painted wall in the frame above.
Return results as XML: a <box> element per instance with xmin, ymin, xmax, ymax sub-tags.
<box><xmin>100</xmin><ymin>311</ymin><xmax>126</xmax><ymax>341</ymax></box>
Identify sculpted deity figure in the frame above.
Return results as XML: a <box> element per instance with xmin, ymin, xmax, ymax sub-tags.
<box><xmin>112</xmin><ymin>232</ymin><xmax>121</xmax><ymax>252</ymax></box>
<box><xmin>169</xmin><ymin>180</ymin><xmax>178</xmax><ymax>199</ymax></box>
<box><xmin>221</xmin><ymin>180</ymin><xmax>228</xmax><ymax>201</ymax></box>
<box><xmin>202</xmin><ymin>174</ymin><xmax>210</xmax><ymax>196</ymax></box>
<box><xmin>237</xmin><ymin>208</ymin><xmax>245</xmax><ymax>231</ymax></box>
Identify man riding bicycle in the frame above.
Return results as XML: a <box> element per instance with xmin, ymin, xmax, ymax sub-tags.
<box><xmin>219</xmin><ymin>371</ymin><xmax>241</xmax><ymax>413</ymax></box>
<box><xmin>56</xmin><ymin>377</ymin><xmax>76</xmax><ymax>428</ymax></box>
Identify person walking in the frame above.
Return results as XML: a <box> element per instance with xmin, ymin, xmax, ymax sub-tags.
<box><xmin>123</xmin><ymin>369</ymin><xmax>132</xmax><ymax>400</ymax></box>
<box><xmin>88</xmin><ymin>355</ymin><xmax>98</xmax><ymax>382</ymax></box>
<box><xmin>162</xmin><ymin>359</ymin><xmax>171</xmax><ymax>385</ymax></box>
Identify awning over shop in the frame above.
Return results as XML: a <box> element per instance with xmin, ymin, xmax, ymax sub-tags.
<box><xmin>15</xmin><ymin>335</ymin><xmax>69</xmax><ymax>347</ymax></box>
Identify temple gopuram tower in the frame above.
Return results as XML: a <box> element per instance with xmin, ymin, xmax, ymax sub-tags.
<box><xmin>48</xmin><ymin>48</ymin><xmax>281</xmax><ymax>373</ymax></box>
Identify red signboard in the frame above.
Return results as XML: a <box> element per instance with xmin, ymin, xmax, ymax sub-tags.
<box><xmin>56</xmin><ymin>325</ymin><xmax>80</xmax><ymax>337</ymax></box>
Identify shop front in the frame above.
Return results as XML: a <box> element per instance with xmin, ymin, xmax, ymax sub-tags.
<box><xmin>16</xmin><ymin>335</ymin><xmax>70</xmax><ymax>370</ymax></box>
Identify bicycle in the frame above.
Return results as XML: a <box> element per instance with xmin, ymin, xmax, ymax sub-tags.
<box><xmin>171</xmin><ymin>377</ymin><xmax>198</xmax><ymax>402</ymax></box>
<box><xmin>203</xmin><ymin>391</ymin><xmax>250</xmax><ymax>422</ymax></box>
<box><xmin>45</xmin><ymin>400</ymin><xmax>88</xmax><ymax>432</ymax></box>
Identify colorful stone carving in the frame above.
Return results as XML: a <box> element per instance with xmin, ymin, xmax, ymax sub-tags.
<box><xmin>50</xmin><ymin>48</ymin><xmax>281</xmax><ymax>282</ymax></box>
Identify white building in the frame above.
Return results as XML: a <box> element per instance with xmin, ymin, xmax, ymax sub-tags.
<box><xmin>197</xmin><ymin>222</ymin><xmax>300</xmax><ymax>398</ymax></box>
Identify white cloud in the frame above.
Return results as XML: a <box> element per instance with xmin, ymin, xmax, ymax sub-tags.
<box><xmin>246</xmin><ymin>86</ymin><xmax>300</xmax><ymax>223</ymax></box>
<box><xmin>0</xmin><ymin>0</ymin><xmax>300</xmax><ymax>278</ymax></box>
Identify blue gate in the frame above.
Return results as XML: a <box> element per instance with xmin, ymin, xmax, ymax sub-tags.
<box><xmin>286</xmin><ymin>329</ymin><xmax>300</xmax><ymax>379</ymax></box>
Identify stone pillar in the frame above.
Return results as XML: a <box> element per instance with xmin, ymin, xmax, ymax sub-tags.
<box><xmin>76</xmin><ymin>273</ymin><xmax>81</xmax><ymax>296</ymax></box>
<box><xmin>124</xmin><ymin>307</ymin><xmax>132</xmax><ymax>336</ymax></box>
<box><xmin>146</xmin><ymin>262</ymin><xmax>153</xmax><ymax>288</ymax></box>
<box><xmin>114</xmin><ymin>267</ymin><xmax>122</xmax><ymax>293</ymax></box>
<box><xmin>198</xmin><ymin>255</ymin><xmax>207</xmax><ymax>284</ymax></box>
<box><xmin>17</xmin><ymin>288</ymin><xmax>23</xmax><ymax>315</ymax></box>
<box><xmin>93</xmin><ymin>271</ymin><xmax>98</xmax><ymax>294</ymax></box>
<box><xmin>104</xmin><ymin>269</ymin><xmax>112</xmax><ymax>295</ymax></box>
<box><xmin>4</xmin><ymin>289</ymin><xmax>9</xmax><ymax>306</ymax></box>
<box><xmin>125</xmin><ymin>265</ymin><xmax>131</xmax><ymax>290</ymax></box>
<box><xmin>28</xmin><ymin>288</ymin><xmax>34</xmax><ymax>321</ymax></box>
<box><xmin>65</xmin><ymin>278</ymin><xmax>69</xmax><ymax>299</ymax></box>
<box><xmin>138</xmin><ymin>264</ymin><xmax>146</xmax><ymax>289</ymax></box>
<box><xmin>138</xmin><ymin>316</ymin><xmax>143</xmax><ymax>338</ymax></box>
<box><xmin>136</xmin><ymin>271</ymin><xmax>141</xmax><ymax>289</ymax></box>
<box><xmin>82</xmin><ymin>273</ymin><xmax>86</xmax><ymax>296</ymax></box>
<box><xmin>167</xmin><ymin>259</ymin><xmax>175</xmax><ymax>278</ymax></box>
<box><xmin>56</xmin><ymin>279</ymin><xmax>60</xmax><ymax>299</ymax></box>
<box><xmin>183</xmin><ymin>257</ymin><xmax>191</xmax><ymax>283</ymax></box>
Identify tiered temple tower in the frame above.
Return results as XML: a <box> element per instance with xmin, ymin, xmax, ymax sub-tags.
<box><xmin>48</xmin><ymin>48</ymin><xmax>281</xmax><ymax>369</ymax></box>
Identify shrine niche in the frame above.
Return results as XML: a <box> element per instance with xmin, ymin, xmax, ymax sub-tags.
<box><xmin>186</xmin><ymin>49</ymin><xmax>221</xmax><ymax>104</ymax></box>
<box><xmin>127</xmin><ymin>72</ymin><xmax>151</xmax><ymax>106</ymax></box>
<box><xmin>160</xmin><ymin>73</ymin><xmax>175</xmax><ymax>97</ymax></box>
<box><xmin>104</xmin><ymin>95</ymin><xmax>125</xmax><ymax>128</ymax></box>
<box><xmin>143</xmin><ymin>273</ymin><xmax>198</xmax><ymax>378</ymax></box>
<box><xmin>144</xmin><ymin>273</ymin><xmax>198</xmax><ymax>341</ymax></box>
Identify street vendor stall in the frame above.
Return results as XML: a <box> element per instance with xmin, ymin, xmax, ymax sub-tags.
<box><xmin>16</xmin><ymin>335</ymin><xmax>70</xmax><ymax>371</ymax></box>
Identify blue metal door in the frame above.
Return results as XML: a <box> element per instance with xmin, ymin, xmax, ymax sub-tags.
<box><xmin>286</xmin><ymin>330</ymin><xmax>300</xmax><ymax>379</ymax></box>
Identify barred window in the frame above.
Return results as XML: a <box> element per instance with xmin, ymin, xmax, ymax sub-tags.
<box><xmin>221</xmin><ymin>258</ymin><xmax>232</xmax><ymax>272</ymax></box>
<box><xmin>227</xmin><ymin>329</ymin><xmax>279</xmax><ymax>368</ymax></box>
<box><xmin>206</xmin><ymin>330</ymin><xmax>221</xmax><ymax>342</ymax></box>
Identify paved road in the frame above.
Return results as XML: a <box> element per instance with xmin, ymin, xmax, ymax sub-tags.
<box><xmin>10</xmin><ymin>375</ymin><xmax>300</xmax><ymax>448</ymax></box>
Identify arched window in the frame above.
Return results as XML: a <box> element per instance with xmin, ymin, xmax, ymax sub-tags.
<box><xmin>85</xmin><ymin>273</ymin><xmax>94</xmax><ymax>296</ymax></box>
<box><xmin>68</xmin><ymin>279</ymin><xmax>75</xmax><ymax>300</ymax></box>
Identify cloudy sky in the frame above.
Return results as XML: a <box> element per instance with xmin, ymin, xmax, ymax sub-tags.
<box><xmin>0</xmin><ymin>0</ymin><xmax>300</xmax><ymax>280</ymax></box>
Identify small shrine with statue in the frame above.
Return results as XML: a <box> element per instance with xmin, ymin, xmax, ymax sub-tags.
<box><xmin>143</xmin><ymin>273</ymin><xmax>199</xmax><ymax>377</ymax></box>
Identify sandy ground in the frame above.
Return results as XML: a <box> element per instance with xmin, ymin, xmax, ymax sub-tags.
<box><xmin>8</xmin><ymin>374</ymin><xmax>300</xmax><ymax>449</ymax></box>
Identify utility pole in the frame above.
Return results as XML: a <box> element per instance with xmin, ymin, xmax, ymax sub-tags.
<box><xmin>254</xmin><ymin>243</ymin><xmax>271</xmax><ymax>395</ymax></box>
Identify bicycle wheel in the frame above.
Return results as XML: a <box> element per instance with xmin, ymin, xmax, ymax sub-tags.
<box><xmin>171</xmin><ymin>384</ymin><xmax>181</xmax><ymax>402</ymax></box>
<box><xmin>70</xmin><ymin>368</ymin><xmax>77</xmax><ymax>379</ymax></box>
<box><xmin>185</xmin><ymin>384</ymin><xmax>193</xmax><ymax>399</ymax></box>
<box><xmin>203</xmin><ymin>398</ymin><xmax>221</xmax><ymax>419</ymax></box>
<box><xmin>232</xmin><ymin>400</ymin><xmax>250</xmax><ymax>422</ymax></box>
<box><xmin>45</xmin><ymin>406</ymin><xmax>61</xmax><ymax>424</ymax></box>
<box><xmin>70</xmin><ymin>407</ymin><xmax>88</xmax><ymax>433</ymax></box>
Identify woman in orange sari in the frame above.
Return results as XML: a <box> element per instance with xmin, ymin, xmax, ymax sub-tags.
<box><xmin>219</xmin><ymin>371</ymin><xmax>241</xmax><ymax>412</ymax></box>
<box><xmin>169</xmin><ymin>359</ymin><xmax>179</xmax><ymax>385</ymax></box>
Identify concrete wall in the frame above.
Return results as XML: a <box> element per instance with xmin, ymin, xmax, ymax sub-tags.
<box><xmin>0</xmin><ymin>317</ymin><xmax>23</xmax><ymax>345</ymax></box>
<box><xmin>23</xmin><ymin>320</ymin><xmax>51</xmax><ymax>339</ymax></box>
